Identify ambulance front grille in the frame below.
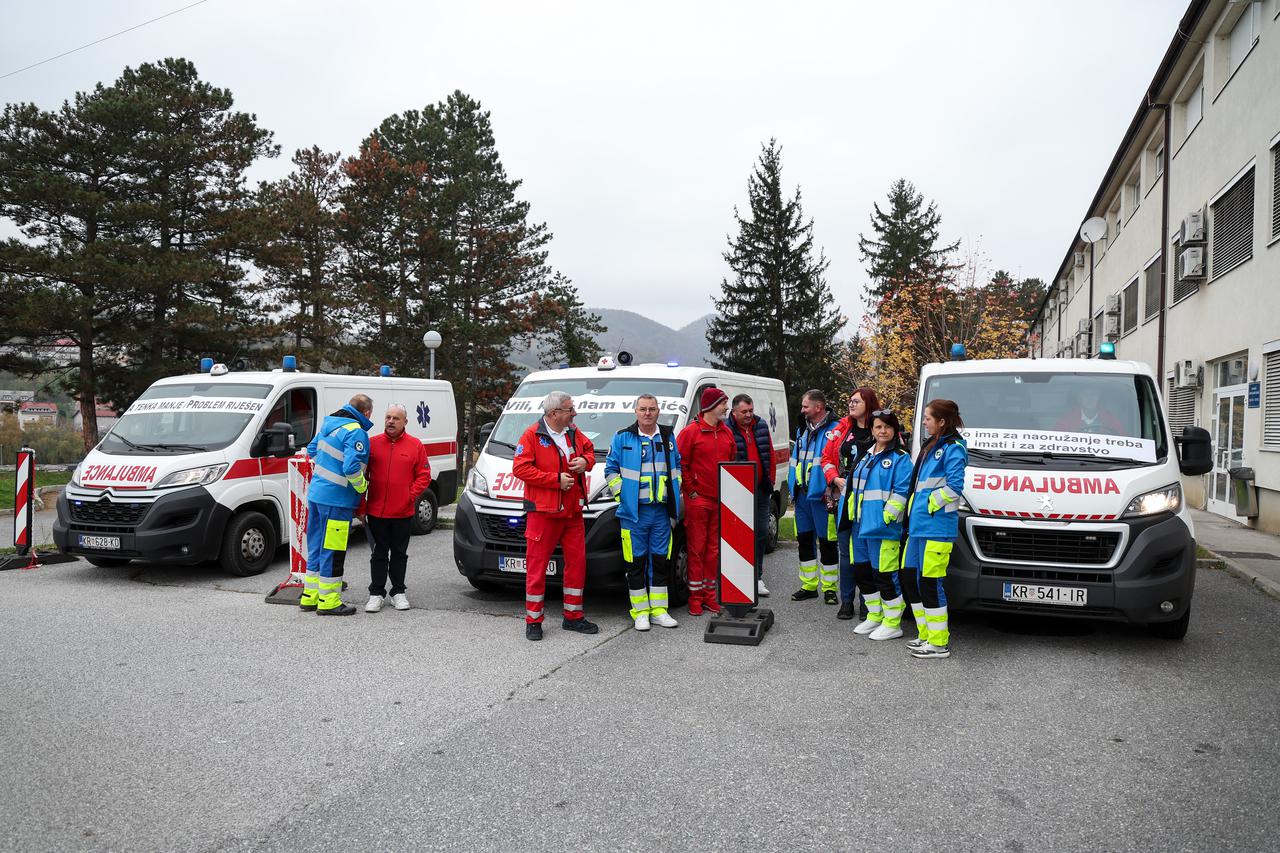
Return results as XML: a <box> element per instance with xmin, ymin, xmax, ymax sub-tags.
<box><xmin>70</xmin><ymin>499</ymin><xmax>148</xmax><ymax>526</ymax></box>
<box><xmin>974</xmin><ymin>527</ymin><xmax>1120</xmax><ymax>566</ymax></box>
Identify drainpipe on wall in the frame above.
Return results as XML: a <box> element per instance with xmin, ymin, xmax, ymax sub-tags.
<box><xmin>1088</xmin><ymin>241</ymin><xmax>1095</xmax><ymax>357</ymax></box>
<box><xmin>1155</xmin><ymin>102</ymin><xmax>1171</xmax><ymax>389</ymax></box>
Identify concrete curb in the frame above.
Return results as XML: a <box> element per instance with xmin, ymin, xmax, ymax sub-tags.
<box><xmin>1204</xmin><ymin>548</ymin><xmax>1280</xmax><ymax>602</ymax></box>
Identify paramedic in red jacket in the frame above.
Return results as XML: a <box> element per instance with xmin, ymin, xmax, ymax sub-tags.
<box><xmin>512</xmin><ymin>390</ymin><xmax>600</xmax><ymax>642</ymax></box>
<box><xmin>363</xmin><ymin>404</ymin><xmax>431</xmax><ymax>614</ymax></box>
<box><xmin>675</xmin><ymin>386</ymin><xmax>737</xmax><ymax>615</ymax></box>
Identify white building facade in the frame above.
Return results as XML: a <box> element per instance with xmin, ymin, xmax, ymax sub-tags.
<box><xmin>1031</xmin><ymin>0</ymin><xmax>1280</xmax><ymax>532</ymax></box>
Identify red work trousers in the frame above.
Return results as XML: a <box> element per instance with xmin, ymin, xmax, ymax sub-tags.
<box><xmin>684</xmin><ymin>498</ymin><xmax>720</xmax><ymax>604</ymax></box>
<box><xmin>524</xmin><ymin>511</ymin><xmax>587</xmax><ymax>624</ymax></box>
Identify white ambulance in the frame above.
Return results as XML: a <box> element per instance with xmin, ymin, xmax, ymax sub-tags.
<box><xmin>452</xmin><ymin>358</ymin><xmax>790</xmax><ymax>604</ymax></box>
<box><xmin>53</xmin><ymin>358</ymin><xmax>458</xmax><ymax>575</ymax></box>
<box><xmin>913</xmin><ymin>346</ymin><xmax>1212</xmax><ymax>639</ymax></box>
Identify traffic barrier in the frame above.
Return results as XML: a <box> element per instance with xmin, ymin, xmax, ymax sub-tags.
<box><xmin>265</xmin><ymin>454</ymin><xmax>312</xmax><ymax>603</ymax></box>
<box><xmin>2</xmin><ymin>447</ymin><xmax>73</xmax><ymax>571</ymax></box>
<box><xmin>704</xmin><ymin>461</ymin><xmax>774</xmax><ymax>645</ymax></box>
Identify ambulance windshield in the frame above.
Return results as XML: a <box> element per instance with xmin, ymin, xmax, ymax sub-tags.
<box><xmin>485</xmin><ymin>379</ymin><xmax>687</xmax><ymax>459</ymax></box>
<box><xmin>100</xmin><ymin>382</ymin><xmax>272</xmax><ymax>455</ymax></box>
<box><xmin>921</xmin><ymin>372</ymin><xmax>1168</xmax><ymax>467</ymax></box>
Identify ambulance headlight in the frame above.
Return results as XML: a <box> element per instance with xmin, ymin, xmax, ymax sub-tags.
<box><xmin>70</xmin><ymin>464</ymin><xmax>82</xmax><ymax>487</ymax></box>
<box><xmin>957</xmin><ymin>495</ymin><xmax>972</xmax><ymax>513</ymax></box>
<box><xmin>1122</xmin><ymin>483</ymin><xmax>1181</xmax><ymax>518</ymax></box>
<box><xmin>467</xmin><ymin>468</ymin><xmax>490</xmax><ymax>498</ymax></box>
<box><xmin>154</xmin><ymin>464</ymin><xmax>229</xmax><ymax>489</ymax></box>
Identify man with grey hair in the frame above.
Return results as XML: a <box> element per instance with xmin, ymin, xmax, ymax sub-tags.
<box><xmin>363</xmin><ymin>402</ymin><xmax>431</xmax><ymax>612</ymax></box>
<box><xmin>512</xmin><ymin>390</ymin><xmax>598</xmax><ymax>641</ymax></box>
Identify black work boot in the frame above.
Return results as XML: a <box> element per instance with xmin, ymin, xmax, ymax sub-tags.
<box><xmin>837</xmin><ymin>600</ymin><xmax>856</xmax><ymax>619</ymax></box>
<box><xmin>317</xmin><ymin>603</ymin><xmax>357</xmax><ymax>616</ymax></box>
<box><xmin>526</xmin><ymin>622</ymin><xmax>543</xmax><ymax>641</ymax></box>
<box><xmin>824</xmin><ymin>590</ymin><xmax>839</xmax><ymax>605</ymax></box>
<box><xmin>562</xmin><ymin>617</ymin><xmax>600</xmax><ymax>634</ymax></box>
<box><xmin>791</xmin><ymin>588</ymin><xmax>819</xmax><ymax>601</ymax></box>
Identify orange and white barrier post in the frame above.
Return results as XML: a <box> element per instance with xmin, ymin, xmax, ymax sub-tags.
<box><xmin>265</xmin><ymin>453</ymin><xmax>312</xmax><ymax>603</ymax></box>
<box><xmin>704</xmin><ymin>461</ymin><xmax>774</xmax><ymax>645</ymax></box>
<box><xmin>13</xmin><ymin>447</ymin><xmax>35</xmax><ymax>559</ymax></box>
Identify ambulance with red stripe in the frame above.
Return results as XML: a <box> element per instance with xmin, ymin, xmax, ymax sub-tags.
<box><xmin>53</xmin><ymin>358</ymin><xmax>457</xmax><ymax>576</ymax></box>
<box><xmin>914</xmin><ymin>346</ymin><xmax>1211</xmax><ymax>639</ymax></box>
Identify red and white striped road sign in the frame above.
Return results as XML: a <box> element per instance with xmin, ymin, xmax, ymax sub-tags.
<box><xmin>718</xmin><ymin>461</ymin><xmax>757</xmax><ymax>607</ymax></box>
<box><xmin>12</xmin><ymin>447</ymin><xmax>35</xmax><ymax>558</ymax></box>
<box><xmin>286</xmin><ymin>455</ymin><xmax>313</xmax><ymax>582</ymax></box>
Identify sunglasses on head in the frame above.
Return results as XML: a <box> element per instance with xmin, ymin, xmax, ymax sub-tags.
<box><xmin>871</xmin><ymin>409</ymin><xmax>895</xmax><ymax>418</ymax></box>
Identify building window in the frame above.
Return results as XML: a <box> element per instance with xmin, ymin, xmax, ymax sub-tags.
<box><xmin>1166</xmin><ymin>379</ymin><xmax>1198</xmax><ymax>436</ymax></box>
<box><xmin>1154</xmin><ymin>142</ymin><xmax>1164</xmax><ymax>178</ymax></box>
<box><xmin>1227</xmin><ymin>2</ymin><xmax>1261</xmax><ymax>77</ymax></box>
<box><xmin>1211</xmin><ymin>166</ymin><xmax>1255</xmax><ymax>280</ymax></box>
<box><xmin>1265</xmin><ymin>347</ymin><xmax>1280</xmax><ymax>448</ymax></box>
<box><xmin>1182</xmin><ymin>78</ymin><xmax>1204</xmax><ymax>139</ymax></box>
<box><xmin>1122</xmin><ymin>277</ymin><xmax>1138</xmax><ymax>334</ymax></box>
<box><xmin>1130</xmin><ymin>173</ymin><xmax>1142</xmax><ymax>212</ymax></box>
<box><xmin>1271</xmin><ymin>142</ymin><xmax>1280</xmax><ymax>242</ymax></box>
<box><xmin>1215</xmin><ymin>354</ymin><xmax>1248</xmax><ymax>388</ymax></box>
<box><xmin>1144</xmin><ymin>256</ymin><xmax>1162</xmax><ymax>320</ymax></box>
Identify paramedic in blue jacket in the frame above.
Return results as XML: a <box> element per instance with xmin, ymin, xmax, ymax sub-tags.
<box><xmin>604</xmin><ymin>394</ymin><xmax>683</xmax><ymax>632</ymax></box>
<box><xmin>300</xmin><ymin>394</ymin><xmax>374</xmax><ymax>616</ymax></box>
<box><xmin>846</xmin><ymin>409</ymin><xmax>913</xmax><ymax>641</ymax></box>
<box><xmin>788</xmin><ymin>390</ymin><xmax>841</xmax><ymax>604</ymax></box>
<box><xmin>903</xmin><ymin>399</ymin><xmax>967</xmax><ymax>659</ymax></box>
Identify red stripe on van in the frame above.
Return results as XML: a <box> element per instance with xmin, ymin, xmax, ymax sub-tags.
<box><xmin>224</xmin><ymin>459</ymin><xmax>261</xmax><ymax>480</ymax></box>
<box><xmin>423</xmin><ymin>440</ymin><xmax>457</xmax><ymax>457</ymax></box>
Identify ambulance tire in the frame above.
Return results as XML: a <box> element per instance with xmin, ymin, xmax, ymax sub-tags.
<box><xmin>412</xmin><ymin>490</ymin><xmax>439</xmax><ymax>535</ymax></box>
<box><xmin>669</xmin><ymin>528</ymin><xmax>690</xmax><ymax>607</ymax></box>
<box><xmin>220</xmin><ymin>511</ymin><xmax>277</xmax><ymax>577</ymax></box>
<box><xmin>1148</xmin><ymin>604</ymin><xmax>1190</xmax><ymax>640</ymax></box>
<box><xmin>765</xmin><ymin>496</ymin><xmax>780</xmax><ymax>554</ymax></box>
<box><xmin>85</xmin><ymin>556</ymin><xmax>131</xmax><ymax>568</ymax></box>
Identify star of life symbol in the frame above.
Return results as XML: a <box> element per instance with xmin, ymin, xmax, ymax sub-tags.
<box><xmin>416</xmin><ymin>400</ymin><xmax>431</xmax><ymax>427</ymax></box>
<box><xmin>1038</xmin><ymin>495</ymin><xmax>1054</xmax><ymax>512</ymax></box>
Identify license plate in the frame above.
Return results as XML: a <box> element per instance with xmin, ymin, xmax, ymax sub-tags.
<box><xmin>79</xmin><ymin>534</ymin><xmax>121</xmax><ymax>551</ymax></box>
<box><xmin>498</xmin><ymin>556</ymin><xmax>557</xmax><ymax>576</ymax></box>
<box><xmin>1003</xmin><ymin>582</ymin><xmax>1086</xmax><ymax>606</ymax></box>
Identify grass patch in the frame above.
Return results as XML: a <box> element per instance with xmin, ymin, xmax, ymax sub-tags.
<box><xmin>0</xmin><ymin>543</ymin><xmax>56</xmax><ymax>556</ymax></box>
<box><xmin>778</xmin><ymin>515</ymin><xmax>797</xmax><ymax>541</ymax></box>
<box><xmin>1195</xmin><ymin>545</ymin><xmax>1212</xmax><ymax>559</ymax></box>
<box><xmin>0</xmin><ymin>469</ymin><xmax>71</xmax><ymax>497</ymax></box>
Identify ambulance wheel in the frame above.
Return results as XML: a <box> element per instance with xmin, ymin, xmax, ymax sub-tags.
<box><xmin>221</xmin><ymin>511</ymin><xmax>276</xmax><ymax>577</ymax></box>
<box><xmin>85</xmin><ymin>556</ymin><xmax>131</xmax><ymax>568</ymax></box>
<box><xmin>1148</xmin><ymin>605</ymin><xmax>1190</xmax><ymax>640</ymax></box>
<box><xmin>669</xmin><ymin>529</ymin><xmax>689</xmax><ymax>607</ymax></box>
<box><xmin>412</xmin><ymin>490</ymin><xmax>439</xmax><ymax>535</ymax></box>
<box><xmin>765</xmin><ymin>498</ymin><xmax>780</xmax><ymax>554</ymax></box>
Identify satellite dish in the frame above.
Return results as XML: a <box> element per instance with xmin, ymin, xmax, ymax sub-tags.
<box><xmin>1079</xmin><ymin>217</ymin><xmax>1107</xmax><ymax>244</ymax></box>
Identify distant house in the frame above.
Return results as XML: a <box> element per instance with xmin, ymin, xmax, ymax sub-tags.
<box><xmin>73</xmin><ymin>406</ymin><xmax>118</xmax><ymax>433</ymax></box>
<box><xmin>0</xmin><ymin>389</ymin><xmax>36</xmax><ymax>415</ymax></box>
<box><xmin>18</xmin><ymin>402</ymin><xmax>58</xmax><ymax>428</ymax></box>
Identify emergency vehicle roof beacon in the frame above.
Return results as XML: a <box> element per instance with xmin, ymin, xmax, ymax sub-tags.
<box><xmin>53</xmin><ymin>357</ymin><xmax>457</xmax><ymax>576</ymax></box>
<box><xmin>912</xmin><ymin>354</ymin><xmax>1212</xmax><ymax>640</ymax></box>
<box><xmin>452</xmin><ymin>360</ymin><xmax>791</xmax><ymax>606</ymax></box>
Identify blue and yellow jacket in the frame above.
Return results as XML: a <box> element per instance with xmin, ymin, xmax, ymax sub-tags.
<box><xmin>604</xmin><ymin>423</ymin><xmax>683</xmax><ymax>525</ymax></box>
<box><xmin>907</xmin><ymin>434</ymin><xmax>968</xmax><ymax>540</ymax></box>
<box><xmin>305</xmin><ymin>405</ymin><xmax>373</xmax><ymax>508</ymax></box>
<box><xmin>788</xmin><ymin>410</ymin><xmax>840</xmax><ymax>502</ymax></box>
<box><xmin>848</xmin><ymin>447</ymin><xmax>912</xmax><ymax>541</ymax></box>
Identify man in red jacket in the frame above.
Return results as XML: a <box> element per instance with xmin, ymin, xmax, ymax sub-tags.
<box><xmin>512</xmin><ymin>390</ymin><xmax>599</xmax><ymax>641</ymax></box>
<box><xmin>676</xmin><ymin>386</ymin><xmax>737</xmax><ymax>615</ymax></box>
<box><xmin>364</xmin><ymin>404</ymin><xmax>431</xmax><ymax>613</ymax></box>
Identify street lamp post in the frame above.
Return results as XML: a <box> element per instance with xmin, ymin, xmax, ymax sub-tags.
<box><xmin>422</xmin><ymin>330</ymin><xmax>442</xmax><ymax>379</ymax></box>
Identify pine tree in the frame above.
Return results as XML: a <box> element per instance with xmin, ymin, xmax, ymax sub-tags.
<box><xmin>532</xmin><ymin>274</ymin><xmax>605</xmax><ymax>368</ymax></box>
<box><xmin>707</xmin><ymin>140</ymin><xmax>843</xmax><ymax>414</ymax></box>
<box><xmin>858</xmin><ymin>178</ymin><xmax>959</xmax><ymax>302</ymax></box>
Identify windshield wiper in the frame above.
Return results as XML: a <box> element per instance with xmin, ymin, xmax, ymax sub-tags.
<box><xmin>487</xmin><ymin>438</ymin><xmax>516</xmax><ymax>450</ymax></box>
<box><xmin>141</xmin><ymin>442</ymin><xmax>209</xmax><ymax>452</ymax></box>
<box><xmin>110</xmin><ymin>434</ymin><xmax>156</xmax><ymax>453</ymax></box>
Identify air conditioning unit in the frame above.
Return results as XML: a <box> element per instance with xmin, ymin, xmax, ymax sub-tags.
<box><xmin>1058</xmin><ymin>278</ymin><xmax>1070</xmax><ymax>296</ymax></box>
<box><xmin>1077</xmin><ymin>318</ymin><xmax>1090</xmax><ymax>334</ymax></box>
<box><xmin>1076</xmin><ymin>330</ymin><xmax>1091</xmax><ymax>351</ymax></box>
<box><xmin>1104</xmin><ymin>315</ymin><xmax>1121</xmax><ymax>339</ymax></box>
<box><xmin>1105</xmin><ymin>294</ymin><xmax>1121</xmax><ymax>315</ymax></box>
<box><xmin>1047</xmin><ymin>295</ymin><xmax>1057</xmax><ymax>313</ymax></box>
<box><xmin>1180</xmin><ymin>209</ymin><xmax>1206</xmax><ymax>243</ymax></box>
<box><xmin>1061</xmin><ymin>341</ymin><xmax>1075</xmax><ymax>358</ymax></box>
<box><xmin>1074</xmin><ymin>252</ymin><xmax>1086</xmax><ymax>268</ymax></box>
<box><xmin>1179</xmin><ymin>247</ymin><xmax>1205</xmax><ymax>279</ymax></box>
<box><xmin>1175</xmin><ymin>359</ymin><xmax>1203</xmax><ymax>388</ymax></box>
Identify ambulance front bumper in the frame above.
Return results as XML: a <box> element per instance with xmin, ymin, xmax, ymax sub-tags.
<box><xmin>53</xmin><ymin>486</ymin><xmax>230</xmax><ymax>564</ymax></box>
<box><xmin>946</xmin><ymin>511</ymin><xmax>1195</xmax><ymax>624</ymax></box>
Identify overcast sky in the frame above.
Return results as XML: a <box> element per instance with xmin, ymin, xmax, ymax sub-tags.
<box><xmin>1</xmin><ymin>0</ymin><xmax>1185</xmax><ymax>329</ymax></box>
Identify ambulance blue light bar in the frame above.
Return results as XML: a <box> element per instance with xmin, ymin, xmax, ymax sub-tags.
<box><xmin>379</xmin><ymin>364</ymin><xmax>392</xmax><ymax>377</ymax></box>
<box><xmin>282</xmin><ymin>355</ymin><xmax>297</xmax><ymax>372</ymax></box>
<box><xmin>950</xmin><ymin>343</ymin><xmax>966</xmax><ymax>361</ymax></box>
<box><xmin>199</xmin><ymin>357</ymin><xmax>214</xmax><ymax>373</ymax></box>
<box><xmin>1099</xmin><ymin>342</ymin><xmax>1116</xmax><ymax>359</ymax></box>
<box><xmin>667</xmin><ymin>360</ymin><xmax>679</xmax><ymax>368</ymax></box>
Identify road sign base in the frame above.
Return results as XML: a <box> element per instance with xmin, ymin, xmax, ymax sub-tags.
<box><xmin>703</xmin><ymin>608</ymin><xmax>774</xmax><ymax>646</ymax></box>
<box><xmin>0</xmin><ymin>551</ymin><xmax>76</xmax><ymax>572</ymax></box>
<box><xmin>265</xmin><ymin>582</ymin><xmax>304</xmax><ymax>605</ymax></box>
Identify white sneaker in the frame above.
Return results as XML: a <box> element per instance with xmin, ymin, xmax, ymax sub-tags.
<box><xmin>757</xmin><ymin>579</ymin><xmax>770</xmax><ymax>597</ymax></box>
<box><xmin>852</xmin><ymin>618</ymin><xmax>879</xmax><ymax>635</ymax></box>
<box><xmin>650</xmin><ymin>611</ymin><xmax>679</xmax><ymax>628</ymax></box>
<box><xmin>391</xmin><ymin>593</ymin><xmax>410</xmax><ymax>611</ymax></box>
<box><xmin>634</xmin><ymin>613</ymin><xmax>651</xmax><ymax>631</ymax></box>
<box><xmin>365</xmin><ymin>595</ymin><xmax>384</xmax><ymax>613</ymax></box>
<box><xmin>869</xmin><ymin>623</ymin><xmax>904</xmax><ymax>641</ymax></box>
<box><xmin>906</xmin><ymin>636</ymin><xmax>929</xmax><ymax>651</ymax></box>
<box><xmin>911</xmin><ymin>643</ymin><xmax>951</xmax><ymax>659</ymax></box>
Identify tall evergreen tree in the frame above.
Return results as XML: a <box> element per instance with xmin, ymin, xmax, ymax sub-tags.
<box><xmin>707</xmin><ymin>139</ymin><xmax>842</xmax><ymax>413</ymax></box>
<box><xmin>858</xmin><ymin>178</ymin><xmax>959</xmax><ymax>301</ymax></box>
<box><xmin>532</xmin><ymin>273</ymin><xmax>605</xmax><ymax>368</ymax></box>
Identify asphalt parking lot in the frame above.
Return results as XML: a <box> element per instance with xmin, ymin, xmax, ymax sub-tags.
<box><xmin>3</xmin><ymin>528</ymin><xmax>1279</xmax><ymax>852</ymax></box>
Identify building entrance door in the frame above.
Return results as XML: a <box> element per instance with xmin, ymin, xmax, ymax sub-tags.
<box><xmin>1207</xmin><ymin>385</ymin><xmax>1247</xmax><ymax>520</ymax></box>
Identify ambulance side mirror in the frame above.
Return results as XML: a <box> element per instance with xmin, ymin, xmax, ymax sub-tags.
<box><xmin>265</xmin><ymin>422</ymin><xmax>295</xmax><ymax>458</ymax></box>
<box><xmin>1175</xmin><ymin>426</ymin><xmax>1212</xmax><ymax>476</ymax></box>
<box><xmin>478</xmin><ymin>421</ymin><xmax>495</xmax><ymax>447</ymax></box>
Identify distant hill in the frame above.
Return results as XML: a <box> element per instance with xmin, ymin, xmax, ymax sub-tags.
<box><xmin>511</xmin><ymin>309</ymin><xmax>716</xmax><ymax>371</ymax></box>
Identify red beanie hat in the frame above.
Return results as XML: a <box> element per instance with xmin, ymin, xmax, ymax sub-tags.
<box><xmin>699</xmin><ymin>386</ymin><xmax>728</xmax><ymax>413</ymax></box>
